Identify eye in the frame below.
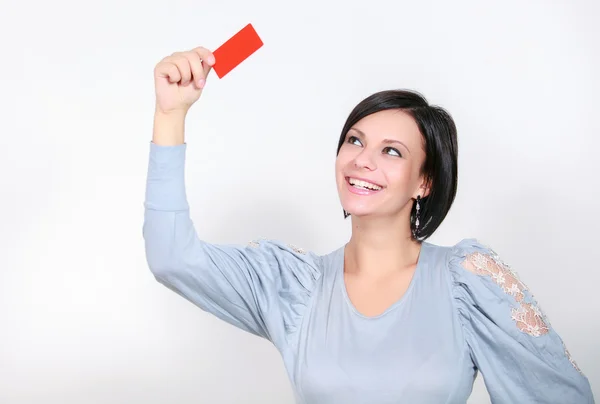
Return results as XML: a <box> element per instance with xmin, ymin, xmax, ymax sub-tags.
<box><xmin>383</xmin><ymin>147</ymin><xmax>402</xmax><ymax>157</ymax></box>
<box><xmin>347</xmin><ymin>135</ymin><xmax>362</xmax><ymax>146</ymax></box>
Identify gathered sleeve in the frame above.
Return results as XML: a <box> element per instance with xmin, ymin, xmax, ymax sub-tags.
<box><xmin>448</xmin><ymin>238</ymin><xmax>595</xmax><ymax>404</ymax></box>
<box><xmin>142</xmin><ymin>142</ymin><xmax>321</xmax><ymax>349</ymax></box>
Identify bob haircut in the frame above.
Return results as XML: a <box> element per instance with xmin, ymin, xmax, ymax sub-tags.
<box><xmin>336</xmin><ymin>89</ymin><xmax>458</xmax><ymax>242</ymax></box>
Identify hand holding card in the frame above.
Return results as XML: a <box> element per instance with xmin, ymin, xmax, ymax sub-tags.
<box><xmin>153</xmin><ymin>24</ymin><xmax>262</xmax><ymax>125</ymax></box>
<box><xmin>212</xmin><ymin>23</ymin><xmax>264</xmax><ymax>79</ymax></box>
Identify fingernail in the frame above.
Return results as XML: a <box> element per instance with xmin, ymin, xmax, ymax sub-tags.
<box><xmin>198</xmin><ymin>78</ymin><xmax>205</xmax><ymax>88</ymax></box>
<box><xmin>209</xmin><ymin>55</ymin><xmax>215</xmax><ymax>65</ymax></box>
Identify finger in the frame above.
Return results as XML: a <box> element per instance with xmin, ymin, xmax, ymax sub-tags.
<box><xmin>202</xmin><ymin>57</ymin><xmax>213</xmax><ymax>81</ymax></box>
<box><xmin>192</xmin><ymin>46</ymin><xmax>216</xmax><ymax>67</ymax></box>
<box><xmin>172</xmin><ymin>56</ymin><xmax>192</xmax><ymax>85</ymax></box>
<box><xmin>185</xmin><ymin>51</ymin><xmax>206</xmax><ymax>89</ymax></box>
<box><xmin>155</xmin><ymin>61</ymin><xmax>181</xmax><ymax>83</ymax></box>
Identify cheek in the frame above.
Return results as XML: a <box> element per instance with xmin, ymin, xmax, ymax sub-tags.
<box><xmin>334</xmin><ymin>156</ymin><xmax>345</xmax><ymax>186</ymax></box>
<box><xmin>381</xmin><ymin>160</ymin><xmax>412</xmax><ymax>186</ymax></box>
<box><xmin>335</xmin><ymin>149</ymin><xmax>353</xmax><ymax>173</ymax></box>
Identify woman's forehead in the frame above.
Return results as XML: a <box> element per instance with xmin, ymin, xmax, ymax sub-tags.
<box><xmin>351</xmin><ymin>110</ymin><xmax>422</xmax><ymax>144</ymax></box>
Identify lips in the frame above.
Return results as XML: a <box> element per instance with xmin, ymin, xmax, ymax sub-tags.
<box><xmin>345</xmin><ymin>176</ymin><xmax>385</xmax><ymax>195</ymax></box>
<box><xmin>347</xmin><ymin>177</ymin><xmax>383</xmax><ymax>190</ymax></box>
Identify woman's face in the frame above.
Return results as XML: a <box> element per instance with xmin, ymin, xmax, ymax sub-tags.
<box><xmin>335</xmin><ymin>109</ymin><xmax>429</xmax><ymax>219</ymax></box>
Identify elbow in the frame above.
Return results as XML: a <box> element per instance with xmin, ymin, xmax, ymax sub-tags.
<box><xmin>143</xmin><ymin>240</ymin><xmax>182</xmax><ymax>284</ymax></box>
<box><xmin>142</xmin><ymin>211</ymin><xmax>199</xmax><ymax>287</ymax></box>
<box><xmin>144</xmin><ymin>241</ymin><xmax>185</xmax><ymax>282</ymax></box>
<box><xmin>142</xmin><ymin>215</ymin><xmax>182</xmax><ymax>280</ymax></box>
<box><xmin>146</xmin><ymin>256</ymin><xmax>176</xmax><ymax>281</ymax></box>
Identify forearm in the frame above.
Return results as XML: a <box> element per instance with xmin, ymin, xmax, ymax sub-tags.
<box><xmin>143</xmin><ymin>141</ymin><xmax>190</xmax><ymax>271</ymax></box>
<box><xmin>152</xmin><ymin>107</ymin><xmax>188</xmax><ymax>146</ymax></box>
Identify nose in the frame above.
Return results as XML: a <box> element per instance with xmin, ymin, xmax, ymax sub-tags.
<box><xmin>352</xmin><ymin>148</ymin><xmax>377</xmax><ymax>171</ymax></box>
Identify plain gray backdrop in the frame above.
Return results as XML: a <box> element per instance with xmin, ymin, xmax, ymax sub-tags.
<box><xmin>1</xmin><ymin>0</ymin><xmax>598</xmax><ymax>402</ymax></box>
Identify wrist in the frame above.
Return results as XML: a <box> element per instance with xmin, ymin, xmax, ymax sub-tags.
<box><xmin>152</xmin><ymin>107</ymin><xmax>187</xmax><ymax>146</ymax></box>
<box><xmin>154</xmin><ymin>104</ymin><xmax>188</xmax><ymax>119</ymax></box>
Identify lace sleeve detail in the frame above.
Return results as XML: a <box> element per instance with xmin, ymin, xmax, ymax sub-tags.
<box><xmin>447</xmin><ymin>239</ymin><xmax>594</xmax><ymax>403</ymax></box>
<box><xmin>460</xmin><ymin>249</ymin><xmax>550</xmax><ymax>337</ymax></box>
<box><xmin>460</xmin><ymin>247</ymin><xmax>586</xmax><ymax>375</ymax></box>
<box><xmin>448</xmin><ymin>239</ymin><xmax>589</xmax><ymax>381</ymax></box>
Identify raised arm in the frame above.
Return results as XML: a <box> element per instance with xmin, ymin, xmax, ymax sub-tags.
<box><xmin>143</xmin><ymin>47</ymin><xmax>321</xmax><ymax>348</ymax></box>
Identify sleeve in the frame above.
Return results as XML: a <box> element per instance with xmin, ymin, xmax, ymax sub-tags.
<box><xmin>448</xmin><ymin>238</ymin><xmax>595</xmax><ymax>404</ymax></box>
<box><xmin>142</xmin><ymin>142</ymin><xmax>321</xmax><ymax>348</ymax></box>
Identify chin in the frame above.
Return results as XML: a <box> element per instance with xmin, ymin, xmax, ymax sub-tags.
<box><xmin>341</xmin><ymin>195</ymin><xmax>399</xmax><ymax>217</ymax></box>
<box><xmin>341</xmin><ymin>203</ymin><xmax>380</xmax><ymax>217</ymax></box>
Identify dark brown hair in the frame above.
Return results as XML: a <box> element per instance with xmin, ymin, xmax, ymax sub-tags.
<box><xmin>336</xmin><ymin>89</ymin><xmax>458</xmax><ymax>241</ymax></box>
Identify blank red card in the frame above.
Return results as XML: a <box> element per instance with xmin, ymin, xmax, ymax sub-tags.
<box><xmin>212</xmin><ymin>23</ymin><xmax>263</xmax><ymax>78</ymax></box>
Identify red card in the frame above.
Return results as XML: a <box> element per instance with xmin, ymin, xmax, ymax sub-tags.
<box><xmin>212</xmin><ymin>23</ymin><xmax>263</xmax><ymax>78</ymax></box>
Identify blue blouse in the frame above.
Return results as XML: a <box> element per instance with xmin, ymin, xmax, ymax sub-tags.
<box><xmin>143</xmin><ymin>142</ymin><xmax>595</xmax><ymax>403</ymax></box>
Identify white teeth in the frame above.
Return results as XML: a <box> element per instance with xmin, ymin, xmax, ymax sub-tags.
<box><xmin>348</xmin><ymin>178</ymin><xmax>382</xmax><ymax>191</ymax></box>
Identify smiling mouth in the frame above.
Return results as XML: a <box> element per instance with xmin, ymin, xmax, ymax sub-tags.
<box><xmin>346</xmin><ymin>177</ymin><xmax>383</xmax><ymax>191</ymax></box>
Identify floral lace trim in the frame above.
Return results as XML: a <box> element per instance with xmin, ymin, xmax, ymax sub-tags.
<box><xmin>288</xmin><ymin>244</ymin><xmax>306</xmax><ymax>254</ymax></box>
<box><xmin>563</xmin><ymin>340</ymin><xmax>584</xmax><ymax>375</ymax></box>
<box><xmin>461</xmin><ymin>247</ymin><xmax>584</xmax><ymax>374</ymax></box>
<box><xmin>462</xmin><ymin>250</ymin><xmax>549</xmax><ymax>337</ymax></box>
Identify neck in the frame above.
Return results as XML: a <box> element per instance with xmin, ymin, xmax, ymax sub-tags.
<box><xmin>345</xmin><ymin>212</ymin><xmax>422</xmax><ymax>277</ymax></box>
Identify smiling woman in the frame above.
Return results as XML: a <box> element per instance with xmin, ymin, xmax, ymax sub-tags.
<box><xmin>334</xmin><ymin>91</ymin><xmax>457</xmax><ymax>244</ymax></box>
<box><xmin>143</xmin><ymin>46</ymin><xmax>595</xmax><ymax>404</ymax></box>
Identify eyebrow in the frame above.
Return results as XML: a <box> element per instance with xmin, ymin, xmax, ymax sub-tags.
<box><xmin>349</xmin><ymin>128</ymin><xmax>411</xmax><ymax>154</ymax></box>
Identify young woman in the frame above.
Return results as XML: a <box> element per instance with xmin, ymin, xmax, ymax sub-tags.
<box><xmin>143</xmin><ymin>46</ymin><xmax>595</xmax><ymax>403</ymax></box>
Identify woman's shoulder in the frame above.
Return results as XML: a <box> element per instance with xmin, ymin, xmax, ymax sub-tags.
<box><xmin>440</xmin><ymin>237</ymin><xmax>510</xmax><ymax>277</ymax></box>
<box><xmin>243</xmin><ymin>237</ymin><xmax>323</xmax><ymax>265</ymax></box>
<box><xmin>255</xmin><ymin>239</ymin><xmax>346</xmax><ymax>280</ymax></box>
<box><xmin>424</xmin><ymin>237</ymin><xmax>513</xmax><ymax>286</ymax></box>
<box><xmin>423</xmin><ymin>237</ymin><xmax>492</xmax><ymax>266</ymax></box>
<box><xmin>431</xmin><ymin>237</ymin><xmax>553</xmax><ymax>334</ymax></box>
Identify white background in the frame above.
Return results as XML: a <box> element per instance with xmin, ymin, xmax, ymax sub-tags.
<box><xmin>1</xmin><ymin>0</ymin><xmax>598</xmax><ymax>402</ymax></box>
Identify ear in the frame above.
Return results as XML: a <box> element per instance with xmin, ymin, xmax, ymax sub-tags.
<box><xmin>414</xmin><ymin>176</ymin><xmax>432</xmax><ymax>199</ymax></box>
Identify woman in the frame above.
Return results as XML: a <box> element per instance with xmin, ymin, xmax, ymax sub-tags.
<box><xmin>143</xmin><ymin>46</ymin><xmax>595</xmax><ymax>403</ymax></box>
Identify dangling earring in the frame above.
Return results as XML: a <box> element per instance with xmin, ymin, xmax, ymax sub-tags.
<box><xmin>343</xmin><ymin>209</ymin><xmax>350</xmax><ymax>219</ymax></box>
<box><xmin>413</xmin><ymin>195</ymin><xmax>421</xmax><ymax>238</ymax></box>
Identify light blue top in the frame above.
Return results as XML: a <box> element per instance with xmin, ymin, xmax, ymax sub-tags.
<box><xmin>143</xmin><ymin>142</ymin><xmax>595</xmax><ymax>403</ymax></box>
